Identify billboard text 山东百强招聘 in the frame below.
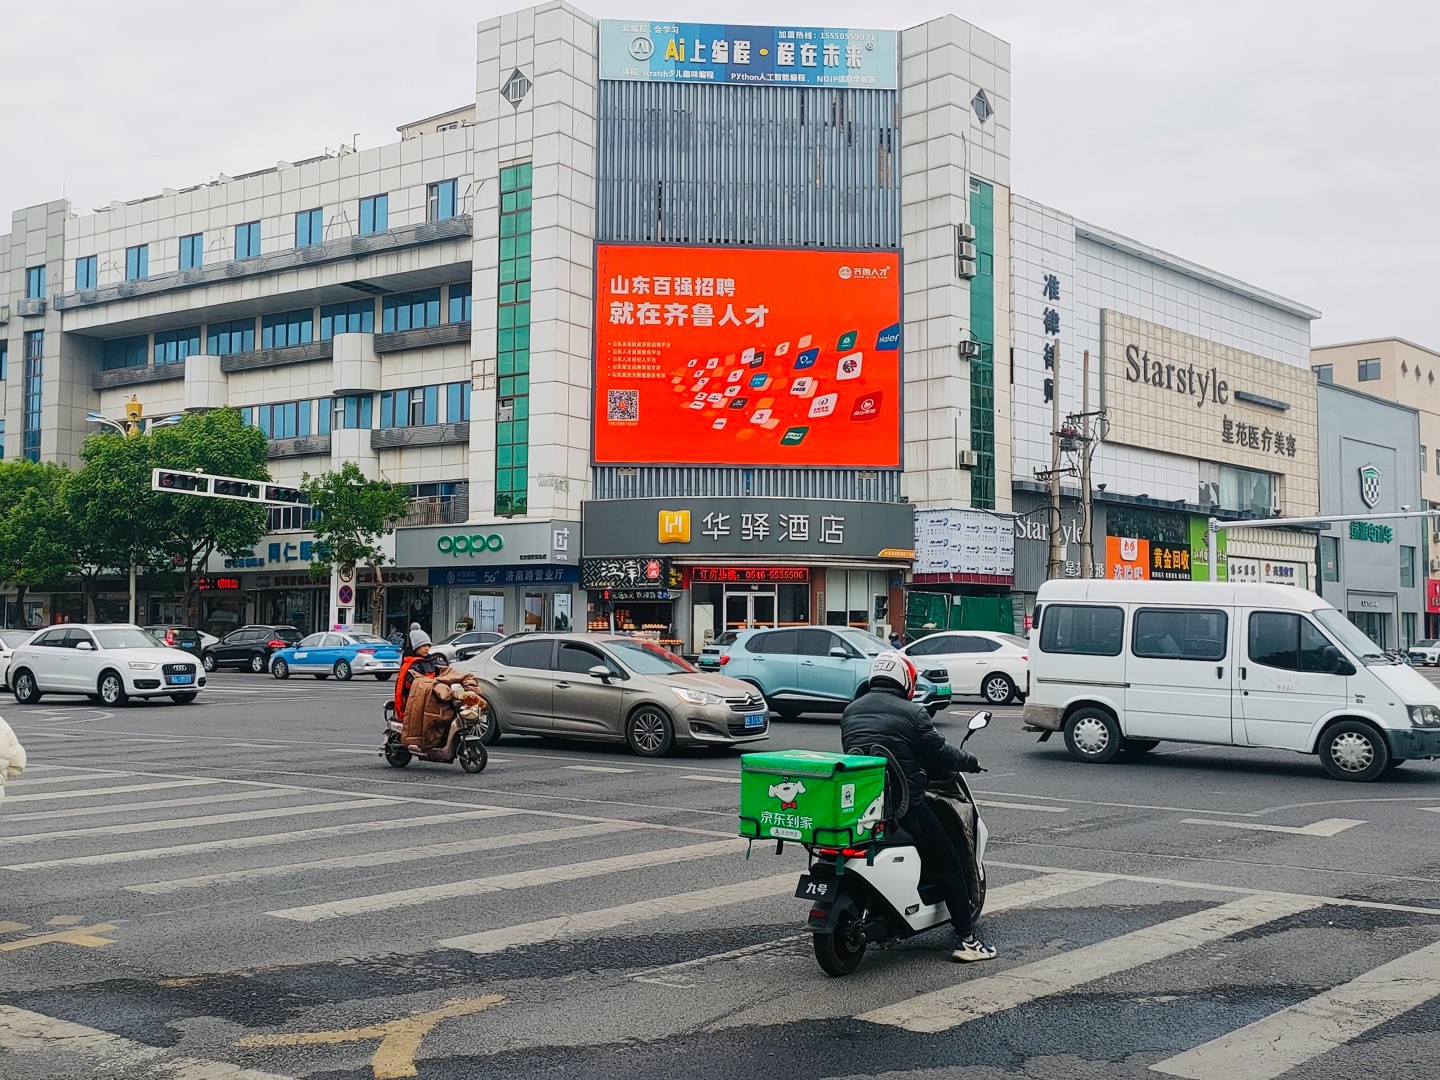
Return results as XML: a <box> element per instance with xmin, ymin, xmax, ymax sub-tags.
<box><xmin>594</xmin><ymin>245</ymin><xmax>901</xmax><ymax>468</ymax></box>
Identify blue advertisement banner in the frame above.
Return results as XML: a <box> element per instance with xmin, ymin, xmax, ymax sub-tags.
<box><xmin>599</xmin><ymin>20</ymin><xmax>898</xmax><ymax>89</ymax></box>
<box><xmin>429</xmin><ymin>566</ymin><xmax>580</xmax><ymax>587</ymax></box>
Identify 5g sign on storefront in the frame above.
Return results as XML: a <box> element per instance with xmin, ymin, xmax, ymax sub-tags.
<box><xmin>436</xmin><ymin>533</ymin><xmax>505</xmax><ymax>557</ymax></box>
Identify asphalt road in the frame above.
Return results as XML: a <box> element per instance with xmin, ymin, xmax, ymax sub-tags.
<box><xmin>3</xmin><ymin>668</ymin><xmax>1440</xmax><ymax>1079</ymax></box>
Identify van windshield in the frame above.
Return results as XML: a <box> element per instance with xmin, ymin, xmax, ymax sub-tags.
<box><xmin>1314</xmin><ymin>608</ymin><xmax>1390</xmax><ymax>664</ymax></box>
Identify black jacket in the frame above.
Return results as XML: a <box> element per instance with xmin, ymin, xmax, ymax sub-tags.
<box><xmin>840</xmin><ymin>686</ymin><xmax>978</xmax><ymax>800</ymax></box>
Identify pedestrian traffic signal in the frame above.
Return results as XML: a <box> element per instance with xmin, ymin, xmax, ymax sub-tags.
<box><xmin>264</xmin><ymin>485</ymin><xmax>307</xmax><ymax>505</ymax></box>
<box><xmin>156</xmin><ymin>470</ymin><xmax>207</xmax><ymax>492</ymax></box>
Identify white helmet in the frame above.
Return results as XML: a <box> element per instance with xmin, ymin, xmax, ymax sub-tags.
<box><xmin>869</xmin><ymin>651</ymin><xmax>918</xmax><ymax>699</ymax></box>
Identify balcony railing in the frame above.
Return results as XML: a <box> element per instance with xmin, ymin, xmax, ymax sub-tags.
<box><xmin>53</xmin><ymin>216</ymin><xmax>473</xmax><ymax>311</ymax></box>
<box><xmin>267</xmin><ymin>434</ymin><xmax>332</xmax><ymax>459</ymax></box>
<box><xmin>373</xmin><ymin>321</ymin><xmax>471</xmax><ymax>355</ymax></box>
<box><xmin>395</xmin><ymin>493</ymin><xmax>468</xmax><ymax>527</ymax></box>
<box><xmin>220</xmin><ymin>339</ymin><xmax>334</xmax><ymax>374</ymax></box>
<box><xmin>370</xmin><ymin>422</ymin><xmax>469</xmax><ymax>450</ymax></box>
<box><xmin>92</xmin><ymin>362</ymin><xmax>187</xmax><ymax>391</ymax></box>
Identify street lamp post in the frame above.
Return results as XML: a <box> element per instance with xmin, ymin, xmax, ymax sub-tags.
<box><xmin>85</xmin><ymin>396</ymin><xmax>183</xmax><ymax>623</ymax></box>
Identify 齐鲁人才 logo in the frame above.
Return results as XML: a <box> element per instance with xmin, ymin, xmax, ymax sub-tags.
<box><xmin>838</xmin><ymin>264</ymin><xmax>890</xmax><ymax>280</ymax></box>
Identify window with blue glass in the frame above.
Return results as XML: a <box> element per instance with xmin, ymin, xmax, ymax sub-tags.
<box><xmin>0</xmin><ymin>340</ymin><xmax>7</xmax><ymax>380</ymax></box>
<box><xmin>260</xmin><ymin>309</ymin><xmax>314</xmax><ymax>350</ymax></box>
<box><xmin>102</xmin><ymin>336</ymin><xmax>149</xmax><ymax>371</ymax></box>
<box><xmin>379</xmin><ymin>385</ymin><xmax>443</xmax><ymax>429</ymax></box>
<box><xmin>495</xmin><ymin>161</ymin><xmax>533</xmax><ymax>516</ymax></box>
<box><xmin>180</xmin><ymin>233</ymin><xmax>204</xmax><ymax>270</ymax></box>
<box><xmin>359</xmin><ymin>194</ymin><xmax>388</xmax><ymax>236</ymax></box>
<box><xmin>381</xmin><ymin>288</ymin><xmax>441</xmax><ymax>332</ymax></box>
<box><xmin>25</xmin><ymin>266</ymin><xmax>46</xmax><ymax>299</ymax></box>
<box><xmin>427</xmin><ymin>179</ymin><xmax>457</xmax><ymax>222</ymax></box>
<box><xmin>22</xmin><ymin>331</ymin><xmax>43</xmax><ymax>462</ymax></box>
<box><xmin>319</xmin><ymin>300</ymin><xmax>375</xmax><ymax>340</ymax></box>
<box><xmin>0</xmin><ymin>418</ymin><xmax>5</xmax><ymax>459</ymax></box>
<box><xmin>337</xmin><ymin>395</ymin><xmax>373</xmax><ymax>429</ymax></box>
<box><xmin>207</xmin><ymin>319</ymin><xmax>256</xmax><ymax>356</ymax></box>
<box><xmin>295</xmin><ymin>208</ymin><xmax>323</xmax><ymax>248</ymax></box>
<box><xmin>448</xmin><ymin>282</ymin><xmax>472</xmax><ymax>324</ymax></box>
<box><xmin>154</xmin><ymin>327</ymin><xmax>201</xmax><ymax>366</ymax></box>
<box><xmin>125</xmin><ymin>244</ymin><xmax>149</xmax><ymax>281</ymax></box>
<box><xmin>445</xmin><ymin>381</ymin><xmax>470</xmax><ymax>423</ymax></box>
<box><xmin>75</xmin><ymin>255</ymin><xmax>97</xmax><ymax>291</ymax></box>
<box><xmin>240</xmin><ymin>397</ymin><xmax>331</xmax><ymax>440</ymax></box>
<box><xmin>234</xmin><ymin>221</ymin><xmax>261</xmax><ymax>260</ymax></box>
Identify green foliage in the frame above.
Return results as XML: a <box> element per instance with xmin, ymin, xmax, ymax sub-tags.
<box><xmin>0</xmin><ymin>460</ymin><xmax>75</xmax><ymax>592</ymax></box>
<box><xmin>302</xmin><ymin>462</ymin><xmax>411</xmax><ymax>578</ymax></box>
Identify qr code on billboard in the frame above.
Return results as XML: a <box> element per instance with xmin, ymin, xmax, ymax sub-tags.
<box><xmin>607</xmin><ymin>389</ymin><xmax>639</xmax><ymax>421</ymax></box>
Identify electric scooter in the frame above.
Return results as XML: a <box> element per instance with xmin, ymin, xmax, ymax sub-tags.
<box><xmin>380</xmin><ymin>700</ymin><xmax>489</xmax><ymax>773</ymax></box>
<box><xmin>798</xmin><ymin>710</ymin><xmax>991</xmax><ymax>976</ymax></box>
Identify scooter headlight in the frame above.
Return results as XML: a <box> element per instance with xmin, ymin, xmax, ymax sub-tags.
<box><xmin>1408</xmin><ymin>705</ymin><xmax>1440</xmax><ymax>728</ymax></box>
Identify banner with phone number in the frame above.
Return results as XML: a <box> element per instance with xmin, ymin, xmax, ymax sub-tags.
<box><xmin>593</xmin><ymin>245</ymin><xmax>901</xmax><ymax>468</ymax></box>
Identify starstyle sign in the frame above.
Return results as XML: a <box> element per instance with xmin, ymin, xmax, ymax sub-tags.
<box><xmin>1124</xmin><ymin>344</ymin><xmax>1230</xmax><ymax>408</ymax></box>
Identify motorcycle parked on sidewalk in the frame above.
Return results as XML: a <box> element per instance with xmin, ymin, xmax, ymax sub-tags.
<box><xmin>380</xmin><ymin>700</ymin><xmax>489</xmax><ymax>773</ymax></box>
<box><xmin>800</xmin><ymin>710</ymin><xmax>991</xmax><ymax>976</ymax></box>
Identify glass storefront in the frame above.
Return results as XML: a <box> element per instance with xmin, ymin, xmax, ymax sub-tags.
<box><xmin>823</xmin><ymin>570</ymin><xmax>889</xmax><ymax>631</ymax></box>
<box><xmin>262</xmin><ymin>588</ymin><xmax>327</xmax><ymax>633</ymax></box>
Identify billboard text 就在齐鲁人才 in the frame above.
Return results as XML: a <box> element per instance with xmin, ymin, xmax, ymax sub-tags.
<box><xmin>594</xmin><ymin>245</ymin><xmax>901</xmax><ymax>468</ymax></box>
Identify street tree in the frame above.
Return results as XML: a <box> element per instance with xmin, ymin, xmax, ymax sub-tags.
<box><xmin>303</xmin><ymin>461</ymin><xmax>412</xmax><ymax>631</ymax></box>
<box><xmin>0</xmin><ymin>461</ymin><xmax>76</xmax><ymax>626</ymax></box>
<box><xmin>63</xmin><ymin>428</ymin><xmax>160</xmax><ymax>619</ymax></box>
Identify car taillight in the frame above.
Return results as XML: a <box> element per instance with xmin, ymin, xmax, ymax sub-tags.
<box><xmin>719</xmin><ymin>654</ymin><xmax>730</xmax><ymax>665</ymax></box>
<box><xmin>165</xmin><ymin>635</ymin><xmax>175</xmax><ymax>645</ymax></box>
<box><xmin>268</xmin><ymin>640</ymin><xmax>286</xmax><ymax>649</ymax></box>
<box><xmin>358</xmin><ymin>648</ymin><xmax>376</xmax><ymax>655</ymax></box>
<box><xmin>1021</xmin><ymin>654</ymin><xmax>1028</xmax><ymax>662</ymax></box>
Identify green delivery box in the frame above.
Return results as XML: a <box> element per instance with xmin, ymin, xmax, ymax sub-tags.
<box><xmin>738</xmin><ymin>750</ymin><xmax>887</xmax><ymax>846</ymax></box>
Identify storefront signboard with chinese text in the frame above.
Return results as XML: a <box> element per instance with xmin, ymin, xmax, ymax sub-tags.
<box><xmin>599</xmin><ymin>21</ymin><xmax>897</xmax><ymax>88</ymax></box>
<box><xmin>594</xmin><ymin>245</ymin><xmax>901</xmax><ymax>468</ymax></box>
<box><xmin>396</xmin><ymin>521</ymin><xmax>580</xmax><ymax>568</ymax></box>
<box><xmin>580</xmin><ymin>557</ymin><xmax>680</xmax><ymax>592</ymax></box>
<box><xmin>913</xmin><ymin>508</ymin><xmax>1014</xmax><ymax>585</ymax></box>
<box><xmin>428</xmin><ymin>566</ymin><xmax>581</xmax><ymax>588</ymax></box>
<box><xmin>690</xmin><ymin>567</ymin><xmax>810</xmax><ymax>584</ymax></box>
<box><xmin>1228</xmin><ymin>557</ymin><xmax>1307</xmax><ymax>587</ymax></box>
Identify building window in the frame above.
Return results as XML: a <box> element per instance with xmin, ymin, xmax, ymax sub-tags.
<box><xmin>381</xmin><ymin>288</ymin><xmax>442</xmax><ymax>332</ymax></box>
<box><xmin>125</xmin><ymin>244</ymin><xmax>149</xmax><ymax>281</ymax></box>
<box><xmin>1358</xmin><ymin>358</ymin><xmax>1381</xmax><ymax>382</ymax></box>
<box><xmin>0</xmin><ymin>339</ymin><xmax>6</xmax><ymax>380</ymax></box>
<box><xmin>379</xmin><ymin>386</ymin><xmax>443</xmax><ymax>429</ymax></box>
<box><xmin>1320</xmin><ymin>536</ymin><xmax>1339</xmax><ymax>582</ymax></box>
<box><xmin>235</xmin><ymin>221</ymin><xmax>261</xmax><ymax>260</ymax></box>
<box><xmin>22</xmin><ymin>331</ymin><xmax>43</xmax><ymax>462</ymax></box>
<box><xmin>207</xmin><ymin>319</ymin><xmax>256</xmax><ymax>356</ymax></box>
<box><xmin>102</xmin><ymin>335</ymin><xmax>149</xmax><ymax>371</ymax></box>
<box><xmin>267</xmin><ymin>505</ymin><xmax>317</xmax><ymax>532</ymax></box>
<box><xmin>319</xmin><ymin>300</ymin><xmax>375</xmax><ymax>339</ymax></box>
<box><xmin>75</xmin><ymin>255</ymin><xmax>97</xmax><ymax>291</ymax></box>
<box><xmin>1434</xmin><ymin>449</ymin><xmax>1439</xmax><ymax>475</ymax></box>
<box><xmin>261</xmin><ymin>309</ymin><xmax>315</xmax><ymax>350</ymax></box>
<box><xmin>495</xmin><ymin>162</ymin><xmax>532</xmax><ymax>515</ymax></box>
<box><xmin>0</xmin><ymin>418</ymin><xmax>5</xmax><ymax>459</ymax></box>
<box><xmin>445</xmin><ymin>381</ymin><xmax>470</xmax><ymax>423</ymax></box>
<box><xmin>1425</xmin><ymin>446</ymin><xmax>1430</xmax><ymax>474</ymax></box>
<box><xmin>153</xmin><ymin>327</ymin><xmax>201</xmax><ymax>366</ymax></box>
<box><xmin>427</xmin><ymin>179</ymin><xmax>458</xmax><ymax>222</ymax></box>
<box><xmin>448</xmin><ymin>282</ymin><xmax>472</xmax><ymax>324</ymax></box>
<box><xmin>1401</xmin><ymin>545</ymin><xmax>1416</xmax><ymax>589</ymax></box>
<box><xmin>240</xmin><ymin>397</ymin><xmax>331</xmax><ymax>440</ymax></box>
<box><xmin>968</xmin><ymin>179</ymin><xmax>996</xmax><ymax>509</ymax></box>
<box><xmin>295</xmin><ymin>208</ymin><xmax>323</xmax><ymax>248</ymax></box>
<box><xmin>180</xmin><ymin>233</ymin><xmax>204</xmax><ymax>270</ymax></box>
<box><xmin>1217</xmin><ymin>464</ymin><xmax>1275</xmax><ymax>516</ymax></box>
<box><xmin>335</xmin><ymin>394</ymin><xmax>373</xmax><ymax>429</ymax></box>
<box><xmin>1314</xmin><ymin>363</ymin><xmax>1332</xmax><ymax>384</ymax></box>
<box><xmin>359</xmin><ymin>194</ymin><xmax>388</xmax><ymax>236</ymax></box>
<box><xmin>25</xmin><ymin>266</ymin><xmax>46</xmax><ymax>299</ymax></box>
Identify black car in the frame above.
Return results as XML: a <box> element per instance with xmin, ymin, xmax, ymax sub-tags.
<box><xmin>202</xmin><ymin>624</ymin><xmax>302</xmax><ymax>673</ymax></box>
<box><xmin>142</xmin><ymin>625</ymin><xmax>204</xmax><ymax>657</ymax></box>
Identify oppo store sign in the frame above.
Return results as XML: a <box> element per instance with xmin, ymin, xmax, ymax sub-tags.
<box><xmin>436</xmin><ymin>533</ymin><xmax>505</xmax><ymax>556</ymax></box>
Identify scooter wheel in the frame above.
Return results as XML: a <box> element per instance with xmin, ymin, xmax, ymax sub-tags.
<box><xmin>384</xmin><ymin>740</ymin><xmax>412</xmax><ymax>768</ymax></box>
<box><xmin>459</xmin><ymin>740</ymin><xmax>488</xmax><ymax>774</ymax></box>
<box><xmin>813</xmin><ymin>907</ymin><xmax>867</xmax><ymax>977</ymax></box>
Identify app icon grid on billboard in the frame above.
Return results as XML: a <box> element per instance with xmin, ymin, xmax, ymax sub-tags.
<box><xmin>594</xmin><ymin>245</ymin><xmax>901</xmax><ymax>468</ymax></box>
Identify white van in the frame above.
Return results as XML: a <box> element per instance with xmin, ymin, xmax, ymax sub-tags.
<box><xmin>1022</xmin><ymin>580</ymin><xmax>1440</xmax><ymax>782</ymax></box>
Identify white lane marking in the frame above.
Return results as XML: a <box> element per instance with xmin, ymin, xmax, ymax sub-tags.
<box><xmin>12</xmin><ymin>731</ymin><xmax>83</xmax><ymax>739</ymax></box>
<box><xmin>129</xmin><ymin>821</ymin><xmax>644</xmax><ymax>894</ymax></box>
<box><xmin>330</xmin><ymin>748</ymin><xmax>382</xmax><ymax>755</ymax></box>
<box><xmin>441</xmin><ymin>873</ymin><xmax>795</xmax><ymax>955</ymax></box>
<box><xmin>1151</xmin><ymin>940</ymin><xmax>1440</xmax><ymax>1080</ymax></box>
<box><xmin>4</xmin><ymin>789</ymin><xmax>290</xmax><ymax>823</ymax></box>
<box><xmin>1419</xmin><ymin>807</ymin><xmax>1440</xmax><ymax>814</ymax></box>
<box><xmin>630</xmin><ymin>935</ymin><xmax>809</xmax><ymax>986</ymax></box>
<box><xmin>3</xmin><ymin>808</ymin><xmax>517</xmax><ymax>871</ymax></box>
<box><xmin>977</xmin><ymin>799</ymin><xmax>1069</xmax><ymax>814</ymax></box>
<box><xmin>0</xmin><ymin>1005</ymin><xmax>296</xmax><ymax>1079</ymax></box>
<box><xmin>1181</xmin><ymin>817</ymin><xmax>1367</xmax><ymax>837</ymax></box>
<box><xmin>268</xmin><ymin>838</ymin><xmax>745</xmax><ymax>923</ymax></box>
<box><xmin>4</xmin><ymin>779</ymin><xmax>219</xmax><ymax>803</ymax></box>
<box><xmin>681</xmin><ymin>774</ymin><xmax>741</xmax><ymax>784</ymax></box>
<box><xmin>1</xmin><ymin>771</ymin><xmax>133</xmax><ymax>788</ymax></box>
<box><xmin>0</xmin><ymin>799</ymin><xmax>394</xmax><ymax>846</ymax></box>
<box><xmin>562</xmin><ymin>765</ymin><xmax>635</xmax><ymax>774</ymax></box>
<box><xmin>858</xmin><ymin>893</ymin><xmax>1321</xmax><ymax>1033</ymax></box>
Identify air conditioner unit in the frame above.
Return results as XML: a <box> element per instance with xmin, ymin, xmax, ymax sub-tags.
<box><xmin>957</xmin><ymin>259</ymin><xmax>978</xmax><ymax>279</ymax></box>
<box><xmin>1430</xmin><ymin>556</ymin><xmax>1440</xmax><ymax>573</ymax></box>
<box><xmin>955</xmin><ymin>222</ymin><xmax>976</xmax><ymax>243</ymax></box>
<box><xmin>497</xmin><ymin>401</ymin><xmax>515</xmax><ymax>423</ymax></box>
<box><xmin>957</xmin><ymin>338</ymin><xmax>983</xmax><ymax>362</ymax></box>
<box><xmin>1270</xmin><ymin>491</ymin><xmax>1282</xmax><ymax>515</ymax></box>
<box><xmin>956</xmin><ymin>241</ymin><xmax>977</xmax><ymax>261</ymax></box>
<box><xmin>957</xmin><ymin>449</ymin><xmax>978</xmax><ymax>469</ymax></box>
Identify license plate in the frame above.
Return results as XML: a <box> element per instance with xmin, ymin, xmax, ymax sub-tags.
<box><xmin>744</xmin><ymin>713</ymin><xmax>766</xmax><ymax>729</ymax></box>
<box><xmin>169</xmin><ymin>675</ymin><xmax>194</xmax><ymax>685</ymax></box>
<box><xmin>795</xmin><ymin>874</ymin><xmax>835</xmax><ymax>901</ymax></box>
<box><xmin>935</xmin><ymin>684</ymin><xmax>951</xmax><ymax>696</ymax></box>
<box><xmin>381</xmin><ymin>661</ymin><xmax>398</xmax><ymax>668</ymax></box>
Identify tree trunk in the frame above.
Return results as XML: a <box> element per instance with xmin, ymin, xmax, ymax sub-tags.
<box><xmin>13</xmin><ymin>585</ymin><xmax>27</xmax><ymax>628</ymax></box>
<box><xmin>368</xmin><ymin>559</ymin><xmax>388</xmax><ymax>636</ymax></box>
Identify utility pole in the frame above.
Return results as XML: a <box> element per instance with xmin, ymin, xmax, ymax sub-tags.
<box><xmin>1046</xmin><ymin>341</ymin><xmax>1063</xmax><ymax>580</ymax></box>
<box><xmin>1080</xmin><ymin>350</ymin><xmax>1095</xmax><ymax>578</ymax></box>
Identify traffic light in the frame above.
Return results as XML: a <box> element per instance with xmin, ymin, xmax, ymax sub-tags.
<box><xmin>874</xmin><ymin>595</ymin><xmax>889</xmax><ymax>622</ymax></box>
<box><xmin>156</xmin><ymin>470</ymin><xmax>207</xmax><ymax>492</ymax></box>
<box><xmin>264</xmin><ymin>485</ymin><xmax>307</xmax><ymax>504</ymax></box>
<box><xmin>213</xmin><ymin>479</ymin><xmax>260</xmax><ymax>499</ymax></box>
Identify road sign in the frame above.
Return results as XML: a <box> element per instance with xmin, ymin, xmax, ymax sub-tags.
<box><xmin>338</xmin><ymin>585</ymin><xmax>354</xmax><ymax>605</ymax></box>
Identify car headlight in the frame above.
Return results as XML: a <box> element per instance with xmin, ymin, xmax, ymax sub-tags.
<box><xmin>127</xmin><ymin>662</ymin><xmax>158</xmax><ymax>671</ymax></box>
<box><xmin>672</xmin><ymin>687</ymin><xmax>724</xmax><ymax>707</ymax></box>
<box><xmin>1409</xmin><ymin>705</ymin><xmax>1440</xmax><ymax>728</ymax></box>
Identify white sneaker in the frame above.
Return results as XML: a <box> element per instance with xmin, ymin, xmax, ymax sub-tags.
<box><xmin>951</xmin><ymin>936</ymin><xmax>997</xmax><ymax>963</ymax></box>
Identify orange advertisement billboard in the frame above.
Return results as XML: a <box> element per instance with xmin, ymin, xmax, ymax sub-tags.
<box><xmin>594</xmin><ymin>245</ymin><xmax>901</xmax><ymax>467</ymax></box>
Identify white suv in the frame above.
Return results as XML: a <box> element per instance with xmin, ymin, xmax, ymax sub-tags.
<box><xmin>9</xmin><ymin>624</ymin><xmax>207</xmax><ymax>706</ymax></box>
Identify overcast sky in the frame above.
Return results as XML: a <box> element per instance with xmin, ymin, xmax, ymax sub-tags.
<box><xmin>5</xmin><ymin>1</ymin><xmax>1434</xmax><ymax>346</ymax></box>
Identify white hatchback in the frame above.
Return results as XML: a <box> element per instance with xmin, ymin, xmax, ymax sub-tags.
<box><xmin>9</xmin><ymin>624</ymin><xmax>207</xmax><ymax>706</ymax></box>
<box><xmin>902</xmin><ymin>630</ymin><xmax>1030</xmax><ymax>705</ymax></box>
<box><xmin>0</xmin><ymin>629</ymin><xmax>36</xmax><ymax>689</ymax></box>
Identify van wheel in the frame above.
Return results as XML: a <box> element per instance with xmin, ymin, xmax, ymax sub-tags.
<box><xmin>1319</xmin><ymin>721</ymin><xmax>1390</xmax><ymax>782</ymax></box>
<box><xmin>1122</xmin><ymin>738</ymin><xmax>1160</xmax><ymax>754</ymax></box>
<box><xmin>1064</xmin><ymin>708</ymin><xmax>1122</xmax><ymax>764</ymax></box>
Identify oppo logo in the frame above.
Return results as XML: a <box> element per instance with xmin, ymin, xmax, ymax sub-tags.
<box><xmin>436</xmin><ymin>533</ymin><xmax>505</xmax><ymax>556</ymax></box>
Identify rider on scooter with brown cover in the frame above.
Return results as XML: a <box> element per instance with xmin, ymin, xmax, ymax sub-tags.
<box><xmin>397</xmin><ymin>631</ymin><xmax>486</xmax><ymax>749</ymax></box>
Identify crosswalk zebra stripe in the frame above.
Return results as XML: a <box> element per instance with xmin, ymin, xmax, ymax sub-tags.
<box><xmin>128</xmin><ymin>821</ymin><xmax>645</xmax><ymax>894</ymax></box>
<box><xmin>1</xmin><ymin>809</ymin><xmax>517</xmax><ymax>871</ymax></box>
<box><xmin>1150</xmin><ymin>939</ymin><xmax>1440</xmax><ymax>1080</ymax></box>
<box><xmin>440</xmin><ymin>873</ymin><xmax>796</xmax><ymax>955</ymax></box>
<box><xmin>858</xmin><ymin>893</ymin><xmax>1322</xmax><ymax>1033</ymax></box>
<box><xmin>3</xmin><ymin>789</ymin><xmax>290</xmax><ymax>823</ymax></box>
<box><xmin>4</xmin><ymin>779</ymin><xmax>216</xmax><ymax>803</ymax></box>
<box><xmin>0</xmin><ymin>800</ymin><xmax>393</xmax><ymax>846</ymax></box>
<box><xmin>267</xmin><ymin>838</ymin><xmax>745</xmax><ymax>923</ymax></box>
